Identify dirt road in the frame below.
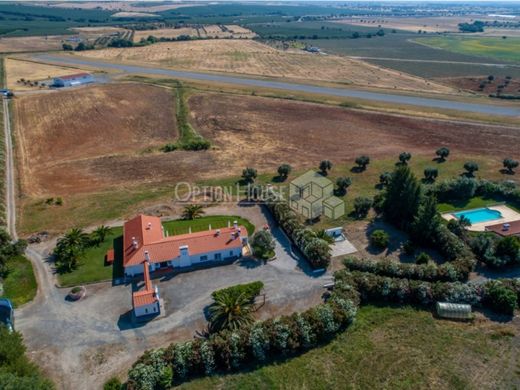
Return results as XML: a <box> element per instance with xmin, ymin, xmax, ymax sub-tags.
<box><xmin>3</xmin><ymin>98</ymin><xmax>16</xmax><ymax>239</ymax></box>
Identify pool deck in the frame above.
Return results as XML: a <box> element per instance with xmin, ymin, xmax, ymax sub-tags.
<box><xmin>441</xmin><ymin>205</ymin><xmax>520</xmax><ymax>232</ymax></box>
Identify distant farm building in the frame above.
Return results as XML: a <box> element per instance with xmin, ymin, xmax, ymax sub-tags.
<box><xmin>123</xmin><ymin>215</ymin><xmax>249</xmax><ymax>277</ymax></box>
<box><xmin>53</xmin><ymin>73</ymin><xmax>94</xmax><ymax>88</ymax></box>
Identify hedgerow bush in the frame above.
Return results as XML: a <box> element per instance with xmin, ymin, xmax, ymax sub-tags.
<box><xmin>211</xmin><ymin>281</ymin><xmax>264</xmax><ymax>302</ymax></box>
<box><xmin>483</xmin><ymin>281</ymin><xmax>518</xmax><ymax>315</ymax></box>
<box><xmin>343</xmin><ymin>257</ymin><xmax>461</xmax><ymax>282</ymax></box>
<box><xmin>126</xmin><ymin>298</ymin><xmax>358</xmax><ymax>388</ymax></box>
<box><xmin>267</xmin><ymin>202</ymin><xmax>331</xmax><ymax>269</ymax></box>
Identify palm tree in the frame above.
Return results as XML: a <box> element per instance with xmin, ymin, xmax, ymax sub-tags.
<box><xmin>60</xmin><ymin>228</ymin><xmax>89</xmax><ymax>250</ymax></box>
<box><xmin>91</xmin><ymin>225</ymin><xmax>112</xmax><ymax>245</ymax></box>
<box><xmin>181</xmin><ymin>204</ymin><xmax>205</xmax><ymax>220</ymax></box>
<box><xmin>208</xmin><ymin>291</ymin><xmax>255</xmax><ymax>332</ymax></box>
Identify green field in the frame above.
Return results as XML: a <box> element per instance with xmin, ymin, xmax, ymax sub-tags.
<box><xmin>180</xmin><ymin>305</ymin><xmax>517</xmax><ymax>389</ymax></box>
<box><xmin>416</xmin><ymin>36</ymin><xmax>520</xmax><ymax>63</ymax></box>
<box><xmin>57</xmin><ymin>215</ymin><xmax>255</xmax><ymax>287</ymax></box>
<box><xmin>0</xmin><ymin>255</ymin><xmax>37</xmax><ymax>307</ymax></box>
<box><xmin>308</xmin><ymin>34</ymin><xmax>520</xmax><ymax>78</ymax></box>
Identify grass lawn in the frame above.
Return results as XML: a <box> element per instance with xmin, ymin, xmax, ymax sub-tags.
<box><xmin>57</xmin><ymin>215</ymin><xmax>255</xmax><ymax>287</ymax></box>
<box><xmin>437</xmin><ymin>196</ymin><xmax>514</xmax><ymax>213</ymax></box>
<box><xmin>233</xmin><ymin>153</ymin><xmax>509</xmax><ymax>231</ymax></box>
<box><xmin>0</xmin><ymin>255</ymin><xmax>37</xmax><ymax>307</ymax></box>
<box><xmin>180</xmin><ymin>305</ymin><xmax>517</xmax><ymax>390</ymax></box>
<box><xmin>163</xmin><ymin>215</ymin><xmax>255</xmax><ymax>237</ymax></box>
<box><xmin>415</xmin><ymin>36</ymin><xmax>520</xmax><ymax>63</ymax></box>
<box><xmin>58</xmin><ymin>227</ymin><xmax>123</xmax><ymax>288</ymax></box>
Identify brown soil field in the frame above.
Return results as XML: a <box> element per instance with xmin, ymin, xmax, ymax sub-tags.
<box><xmin>75</xmin><ymin>39</ymin><xmax>455</xmax><ymax>93</ymax></box>
<box><xmin>5</xmin><ymin>58</ymin><xmax>90</xmax><ymax>90</ymax></box>
<box><xmin>133</xmin><ymin>25</ymin><xmax>256</xmax><ymax>42</ymax></box>
<box><xmin>0</xmin><ymin>35</ymin><xmax>65</xmax><ymax>53</ymax></box>
<box><xmin>439</xmin><ymin>76</ymin><xmax>520</xmax><ymax>96</ymax></box>
<box><xmin>188</xmin><ymin>94</ymin><xmax>520</xmax><ymax>171</ymax></box>
<box><xmin>15</xmin><ymin>89</ymin><xmax>520</xmax><ymax>201</ymax></box>
<box><xmin>14</xmin><ymin>83</ymin><xmax>177</xmax><ymax>197</ymax></box>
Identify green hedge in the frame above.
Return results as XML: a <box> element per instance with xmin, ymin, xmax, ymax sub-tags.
<box><xmin>267</xmin><ymin>202</ymin><xmax>331</xmax><ymax>269</ymax></box>
<box><xmin>212</xmin><ymin>281</ymin><xmax>264</xmax><ymax>302</ymax></box>
<box><xmin>343</xmin><ymin>257</ymin><xmax>462</xmax><ymax>282</ymax></box>
<box><xmin>127</xmin><ymin>298</ymin><xmax>358</xmax><ymax>389</ymax></box>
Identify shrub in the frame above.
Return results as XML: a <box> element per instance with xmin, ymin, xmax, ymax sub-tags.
<box><xmin>434</xmin><ymin>177</ymin><xmax>477</xmax><ymax>201</ymax></box>
<box><xmin>355</xmin><ymin>155</ymin><xmax>370</xmax><ymax>170</ymax></box>
<box><xmin>104</xmin><ymin>377</ymin><xmax>122</xmax><ymax>390</ymax></box>
<box><xmin>503</xmin><ymin>158</ymin><xmax>519</xmax><ymax>174</ymax></box>
<box><xmin>251</xmin><ymin>231</ymin><xmax>275</xmax><ymax>260</ymax></box>
<box><xmin>398</xmin><ymin>152</ymin><xmax>412</xmax><ymax>165</ymax></box>
<box><xmin>241</xmin><ymin>167</ymin><xmax>257</xmax><ymax>183</ymax></box>
<box><xmin>212</xmin><ymin>281</ymin><xmax>264</xmax><ymax>302</ymax></box>
<box><xmin>370</xmin><ymin>230</ymin><xmax>389</xmax><ymax>249</ymax></box>
<box><xmin>423</xmin><ymin>167</ymin><xmax>438</xmax><ymax>182</ymax></box>
<box><xmin>402</xmin><ymin>240</ymin><xmax>415</xmax><ymax>255</ymax></box>
<box><xmin>483</xmin><ymin>281</ymin><xmax>517</xmax><ymax>315</ymax></box>
<box><xmin>435</xmin><ymin>147</ymin><xmax>450</xmax><ymax>161</ymax></box>
<box><xmin>353</xmin><ymin>197</ymin><xmax>372</xmax><ymax>219</ymax></box>
<box><xmin>415</xmin><ymin>252</ymin><xmax>431</xmax><ymax>264</ymax></box>
<box><xmin>319</xmin><ymin>160</ymin><xmax>332</xmax><ymax>175</ymax></box>
<box><xmin>161</xmin><ymin>143</ymin><xmax>177</xmax><ymax>152</ymax></box>
<box><xmin>463</xmin><ymin>161</ymin><xmax>479</xmax><ymax>177</ymax></box>
<box><xmin>277</xmin><ymin>164</ymin><xmax>292</xmax><ymax>179</ymax></box>
<box><xmin>181</xmin><ymin>138</ymin><xmax>210</xmax><ymax>150</ymax></box>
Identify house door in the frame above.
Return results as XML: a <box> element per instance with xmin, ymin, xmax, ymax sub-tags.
<box><xmin>160</xmin><ymin>261</ymin><xmax>168</xmax><ymax>268</ymax></box>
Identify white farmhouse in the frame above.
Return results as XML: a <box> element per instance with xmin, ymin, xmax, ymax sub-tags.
<box><xmin>123</xmin><ymin>215</ymin><xmax>248</xmax><ymax>277</ymax></box>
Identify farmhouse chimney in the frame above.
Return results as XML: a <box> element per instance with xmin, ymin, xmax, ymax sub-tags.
<box><xmin>233</xmin><ymin>220</ymin><xmax>238</xmax><ymax>229</ymax></box>
<box><xmin>144</xmin><ymin>250</ymin><xmax>150</xmax><ymax>262</ymax></box>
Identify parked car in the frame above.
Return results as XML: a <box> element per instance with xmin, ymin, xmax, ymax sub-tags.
<box><xmin>0</xmin><ymin>89</ymin><xmax>13</xmax><ymax>98</ymax></box>
<box><xmin>0</xmin><ymin>298</ymin><xmax>14</xmax><ymax>332</ymax></box>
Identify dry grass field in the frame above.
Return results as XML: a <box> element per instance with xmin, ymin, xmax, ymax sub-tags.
<box><xmin>48</xmin><ymin>1</ymin><xmax>199</xmax><ymax>12</ymax></box>
<box><xmin>334</xmin><ymin>16</ymin><xmax>506</xmax><ymax>33</ymax></box>
<box><xmin>5</xmin><ymin>58</ymin><xmax>89</xmax><ymax>90</ymax></box>
<box><xmin>133</xmin><ymin>25</ymin><xmax>256</xmax><ymax>42</ymax></box>
<box><xmin>75</xmin><ymin>40</ymin><xmax>455</xmax><ymax>93</ymax></box>
<box><xmin>15</xmin><ymin>87</ymin><xmax>520</xmax><ymax>233</ymax></box>
<box><xmin>14</xmin><ymin>83</ymin><xmax>176</xmax><ymax>198</ymax></box>
<box><xmin>0</xmin><ymin>35</ymin><xmax>65</xmax><ymax>53</ymax></box>
<box><xmin>189</xmin><ymin>93</ymin><xmax>520</xmax><ymax>171</ymax></box>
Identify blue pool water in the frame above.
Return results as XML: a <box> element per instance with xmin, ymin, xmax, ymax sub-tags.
<box><xmin>452</xmin><ymin>208</ymin><xmax>502</xmax><ymax>224</ymax></box>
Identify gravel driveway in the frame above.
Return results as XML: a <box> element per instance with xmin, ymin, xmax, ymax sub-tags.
<box><xmin>15</xmin><ymin>205</ymin><xmax>330</xmax><ymax>389</ymax></box>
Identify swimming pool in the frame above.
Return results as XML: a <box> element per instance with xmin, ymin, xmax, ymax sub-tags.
<box><xmin>452</xmin><ymin>208</ymin><xmax>502</xmax><ymax>224</ymax></box>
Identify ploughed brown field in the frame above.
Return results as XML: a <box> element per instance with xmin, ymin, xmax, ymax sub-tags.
<box><xmin>14</xmin><ymin>83</ymin><xmax>177</xmax><ymax>197</ymax></box>
<box><xmin>14</xmin><ymin>85</ymin><xmax>520</xmax><ymax>202</ymax></box>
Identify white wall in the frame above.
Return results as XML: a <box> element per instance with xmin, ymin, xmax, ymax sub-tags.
<box><xmin>134</xmin><ymin>301</ymin><xmax>160</xmax><ymax>317</ymax></box>
<box><xmin>124</xmin><ymin>246</ymin><xmax>243</xmax><ymax>275</ymax></box>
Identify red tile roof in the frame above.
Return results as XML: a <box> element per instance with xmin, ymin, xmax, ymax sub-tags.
<box><xmin>132</xmin><ymin>260</ymin><xmax>158</xmax><ymax>308</ymax></box>
<box><xmin>57</xmin><ymin>73</ymin><xmax>91</xmax><ymax>80</ymax></box>
<box><xmin>123</xmin><ymin>215</ymin><xmax>247</xmax><ymax>267</ymax></box>
<box><xmin>133</xmin><ymin>290</ymin><xmax>158</xmax><ymax>307</ymax></box>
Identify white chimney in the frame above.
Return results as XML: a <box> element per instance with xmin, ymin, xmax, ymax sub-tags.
<box><xmin>216</xmin><ymin>229</ymin><xmax>221</xmax><ymax>236</ymax></box>
<box><xmin>144</xmin><ymin>250</ymin><xmax>150</xmax><ymax>262</ymax></box>
<box><xmin>209</xmin><ymin>224</ymin><xmax>212</xmax><ymax>231</ymax></box>
<box><xmin>132</xmin><ymin>236</ymin><xmax>138</xmax><ymax>249</ymax></box>
<box><xmin>233</xmin><ymin>220</ymin><xmax>238</xmax><ymax>229</ymax></box>
<box><xmin>147</xmin><ymin>222</ymin><xmax>152</xmax><ymax>230</ymax></box>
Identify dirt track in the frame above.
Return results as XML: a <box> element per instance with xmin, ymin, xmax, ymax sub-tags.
<box><xmin>14</xmin><ymin>89</ymin><xmax>520</xmax><ymax>198</ymax></box>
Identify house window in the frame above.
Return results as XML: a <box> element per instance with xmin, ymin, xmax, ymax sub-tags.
<box><xmin>160</xmin><ymin>261</ymin><xmax>168</xmax><ymax>268</ymax></box>
<box><xmin>145</xmin><ymin>308</ymin><xmax>148</xmax><ymax>314</ymax></box>
<box><xmin>230</xmin><ymin>251</ymin><xmax>234</xmax><ymax>256</ymax></box>
<box><xmin>215</xmin><ymin>253</ymin><xmax>222</xmax><ymax>261</ymax></box>
<box><xmin>200</xmin><ymin>255</ymin><xmax>208</xmax><ymax>261</ymax></box>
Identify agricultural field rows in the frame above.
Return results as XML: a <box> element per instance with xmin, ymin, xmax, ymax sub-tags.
<box><xmin>74</xmin><ymin>39</ymin><xmax>455</xmax><ymax>93</ymax></box>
